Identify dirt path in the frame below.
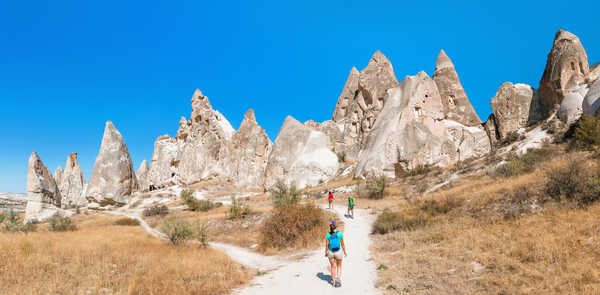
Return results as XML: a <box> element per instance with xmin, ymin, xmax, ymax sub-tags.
<box><xmin>234</xmin><ymin>206</ymin><xmax>380</xmax><ymax>295</ymax></box>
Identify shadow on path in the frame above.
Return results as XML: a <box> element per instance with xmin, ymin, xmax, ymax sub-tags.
<box><xmin>316</xmin><ymin>272</ymin><xmax>332</xmax><ymax>286</ymax></box>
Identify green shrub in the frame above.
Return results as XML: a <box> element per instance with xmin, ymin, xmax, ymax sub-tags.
<box><xmin>143</xmin><ymin>205</ymin><xmax>169</xmax><ymax>217</ymax></box>
<box><xmin>495</xmin><ymin>145</ymin><xmax>556</xmax><ymax>177</ymax></box>
<box><xmin>229</xmin><ymin>197</ymin><xmax>250</xmax><ymax>220</ymax></box>
<box><xmin>181</xmin><ymin>189</ymin><xmax>222</xmax><ymax>212</ymax></box>
<box><xmin>260</xmin><ymin>204</ymin><xmax>325</xmax><ymax>249</ymax></box>
<box><xmin>271</xmin><ymin>180</ymin><xmax>300</xmax><ymax>208</ymax></box>
<box><xmin>545</xmin><ymin>159</ymin><xmax>600</xmax><ymax>207</ymax></box>
<box><xmin>572</xmin><ymin>115</ymin><xmax>600</xmax><ymax>150</ymax></box>
<box><xmin>366</xmin><ymin>176</ymin><xmax>388</xmax><ymax>199</ymax></box>
<box><xmin>49</xmin><ymin>214</ymin><xmax>76</xmax><ymax>232</ymax></box>
<box><xmin>372</xmin><ymin>209</ymin><xmax>427</xmax><ymax>234</ymax></box>
<box><xmin>114</xmin><ymin>217</ymin><xmax>140</xmax><ymax>226</ymax></box>
<box><xmin>161</xmin><ymin>216</ymin><xmax>193</xmax><ymax>245</ymax></box>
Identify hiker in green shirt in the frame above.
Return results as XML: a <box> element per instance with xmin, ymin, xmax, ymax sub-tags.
<box><xmin>347</xmin><ymin>196</ymin><xmax>355</xmax><ymax>218</ymax></box>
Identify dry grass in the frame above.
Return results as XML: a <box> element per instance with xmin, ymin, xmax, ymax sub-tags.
<box><xmin>0</xmin><ymin>213</ymin><xmax>251</xmax><ymax>295</ymax></box>
<box><xmin>371</xmin><ymin>151</ymin><xmax>600</xmax><ymax>294</ymax></box>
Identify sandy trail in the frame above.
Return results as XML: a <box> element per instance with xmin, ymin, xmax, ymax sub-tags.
<box><xmin>234</xmin><ymin>206</ymin><xmax>380</xmax><ymax>295</ymax></box>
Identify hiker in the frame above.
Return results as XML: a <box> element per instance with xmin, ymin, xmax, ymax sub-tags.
<box><xmin>347</xmin><ymin>195</ymin><xmax>355</xmax><ymax>218</ymax></box>
<box><xmin>328</xmin><ymin>191</ymin><xmax>334</xmax><ymax>209</ymax></box>
<box><xmin>325</xmin><ymin>222</ymin><xmax>347</xmax><ymax>287</ymax></box>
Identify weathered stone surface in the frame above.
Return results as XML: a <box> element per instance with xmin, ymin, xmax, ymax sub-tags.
<box><xmin>559</xmin><ymin>85</ymin><xmax>588</xmax><ymax>124</ymax></box>
<box><xmin>583</xmin><ymin>79</ymin><xmax>600</xmax><ymax>116</ymax></box>
<box><xmin>148</xmin><ymin>135</ymin><xmax>181</xmax><ymax>188</ymax></box>
<box><xmin>85</xmin><ymin>121</ymin><xmax>138</xmax><ymax>205</ymax></box>
<box><xmin>228</xmin><ymin>109</ymin><xmax>272</xmax><ymax>188</ymax></box>
<box><xmin>24</xmin><ymin>152</ymin><xmax>63</xmax><ymax>223</ymax></box>
<box><xmin>54</xmin><ymin>166</ymin><xmax>63</xmax><ymax>188</ymax></box>
<box><xmin>265</xmin><ymin>116</ymin><xmax>339</xmax><ymax>189</ymax></box>
<box><xmin>539</xmin><ymin>29</ymin><xmax>590</xmax><ymax>117</ymax></box>
<box><xmin>588</xmin><ymin>63</ymin><xmax>600</xmax><ymax>83</ymax></box>
<box><xmin>355</xmin><ymin>72</ymin><xmax>490</xmax><ymax>178</ymax></box>
<box><xmin>60</xmin><ymin>152</ymin><xmax>86</xmax><ymax>207</ymax></box>
<box><xmin>433</xmin><ymin>50</ymin><xmax>481</xmax><ymax>126</ymax></box>
<box><xmin>331</xmin><ymin>51</ymin><xmax>400</xmax><ymax>158</ymax></box>
<box><xmin>304</xmin><ymin>120</ymin><xmax>344</xmax><ymax>152</ymax></box>
<box><xmin>136</xmin><ymin>160</ymin><xmax>150</xmax><ymax>192</ymax></box>
<box><xmin>483</xmin><ymin>114</ymin><xmax>500</xmax><ymax>146</ymax></box>
<box><xmin>490</xmin><ymin>82</ymin><xmax>536</xmax><ymax>139</ymax></box>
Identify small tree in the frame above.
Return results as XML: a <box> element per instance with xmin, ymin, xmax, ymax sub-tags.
<box><xmin>161</xmin><ymin>216</ymin><xmax>193</xmax><ymax>245</ymax></box>
<box><xmin>366</xmin><ymin>175</ymin><xmax>388</xmax><ymax>199</ymax></box>
<box><xmin>229</xmin><ymin>196</ymin><xmax>250</xmax><ymax>220</ymax></box>
<box><xmin>272</xmin><ymin>180</ymin><xmax>301</xmax><ymax>208</ymax></box>
<box><xmin>573</xmin><ymin>115</ymin><xmax>600</xmax><ymax>150</ymax></box>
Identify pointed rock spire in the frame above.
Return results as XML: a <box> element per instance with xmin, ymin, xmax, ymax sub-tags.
<box><xmin>136</xmin><ymin>159</ymin><xmax>150</xmax><ymax>192</ymax></box>
<box><xmin>26</xmin><ymin>152</ymin><xmax>61</xmax><ymax>207</ymax></box>
<box><xmin>539</xmin><ymin>29</ymin><xmax>589</xmax><ymax>117</ymax></box>
<box><xmin>60</xmin><ymin>152</ymin><xmax>86</xmax><ymax>207</ymax></box>
<box><xmin>433</xmin><ymin>49</ymin><xmax>482</xmax><ymax>126</ymax></box>
<box><xmin>359</xmin><ymin>51</ymin><xmax>399</xmax><ymax>108</ymax></box>
<box><xmin>85</xmin><ymin>121</ymin><xmax>138</xmax><ymax>205</ymax></box>
<box><xmin>332</xmin><ymin>67</ymin><xmax>360</xmax><ymax>122</ymax></box>
<box><xmin>54</xmin><ymin>166</ymin><xmax>63</xmax><ymax>188</ymax></box>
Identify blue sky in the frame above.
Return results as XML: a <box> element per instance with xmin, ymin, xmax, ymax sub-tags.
<box><xmin>1</xmin><ymin>0</ymin><xmax>598</xmax><ymax>193</ymax></box>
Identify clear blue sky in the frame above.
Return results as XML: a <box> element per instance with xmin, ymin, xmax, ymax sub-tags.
<box><xmin>1</xmin><ymin>0</ymin><xmax>598</xmax><ymax>193</ymax></box>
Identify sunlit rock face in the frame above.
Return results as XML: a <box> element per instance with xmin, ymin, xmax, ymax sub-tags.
<box><xmin>85</xmin><ymin>121</ymin><xmax>138</xmax><ymax>205</ymax></box>
<box><xmin>59</xmin><ymin>152</ymin><xmax>86</xmax><ymax>207</ymax></box>
<box><xmin>24</xmin><ymin>152</ymin><xmax>63</xmax><ymax>223</ymax></box>
<box><xmin>265</xmin><ymin>116</ymin><xmax>339</xmax><ymax>189</ymax></box>
<box><xmin>355</xmin><ymin>71</ymin><xmax>490</xmax><ymax>178</ymax></box>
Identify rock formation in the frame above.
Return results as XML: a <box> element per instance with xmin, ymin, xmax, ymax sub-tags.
<box><xmin>539</xmin><ymin>29</ymin><xmax>590</xmax><ymax>118</ymax></box>
<box><xmin>24</xmin><ymin>152</ymin><xmax>63</xmax><ymax>223</ymax></box>
<box><xmin>483</xmin><ymin>114</ymin><xmax>500</xmax><ymax>146</ymax></box>
<box><xmin>136</xmin><ymin>160</ymin><xmax>150</xmax><ymax>192</ymax></box>
<box><xmin>489</xmin><ymin>82</ymin><xmax>536</xmax><ymax>139</ymax></box>
<box><xmin>583</xmin><ymin>79</ymin><xmax>600</xmax><ymax>116</ymax></box>
<box><xmin>58</xmin><ymin>153</ymin><xmax>86</xmax><ymax>207</ymax></box>
<box><xmin>228</xmin><ymin>109</ymin><xmax>273</xmax><ymax>188</ymax></box>
<box><xmin>433</xmin><ymin>50</ymin><xmax>481</xmax><ymax>126</ymax></box>
<box><xmin>148</xmin><ymin>89</ymin><xmax>236</xmax><ymax>188</ymax></box>
<box><xmin>54</xmin><ymin>166</ymin><xmax>63</xmax><ymax>188</ymax></box>
<box><xmin>331</xmin><ymin>51</ymin><xmax>399</xmax><ymax>158</ymax></box>
<box><xmin>559</xmin><ymin>85</ymin><xmax>588</xmax><ymax>124</ymax></box>
<box><xmin>355</xmin><ymin>72</ymin><xmax>490</xmax><ymax>178</ymax></box>
<box><xmin>265</xmin><ymin>116</ymin><xmax>339</xmax><ymax>189</ymax></box>
<box><xmin>85</xmin><ymin>121</ymin><xmax>138</xmax><ymax>205</ymax></box>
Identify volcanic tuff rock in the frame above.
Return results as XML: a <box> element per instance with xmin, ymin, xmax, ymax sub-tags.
<box><xmin>489</xmin><ymin>82</ymin><xmax>537</xmax><ymax>139</ymax></box>
<box><xmin>136</xmin><ymin>160</ymin><xmax>150</xmax><ymax>192</ymax></box>
<box><xmin>355</xmin><ymin>72</ymin><xmax>490</xmax><ymax>178</ymax></box>
<box><xmin>539</xmin><ymin>29</ymin><xmax>590</xmax><ymax>117</ymax></box>
<box><xmin>559</xmin><ymin>85</ymin><xmax>588</xmax><ymax>125</ymax></box>
<box><xmin>433</xmin><ymin>50</ymin><xmax>481</xmax><ymax>126</ymax></box>
<box><xmin>331</xmin><ymin>51</ymin><xmax>399</xmax><ymax>158</ymax></box>
<box><xmin>583</xmin><ymin>79</ymin><xmax>600</xmax><ymax>116</ymax></box>
<box><xmin>228</xmin><ymin>109</ymin><xmax>272</xmax><ymax>188</ymax></box>
<box><xmin>85</xmin><ymin>121</ymin><xmax>138</xmax><ymax>205</ymax></box>
<box><xmin>483</xmin><ymin>114</ymin><xmax>500</xmax><ymax>146</ymax></box>
<box><xmin>54</xmin><ymin>166</ymin><xmax>63</xmax><ymax>188</ymax></box>
<box><xmin>59</xmin><ymin>152</ymin><xmax>86</xmax><ymax>207</ymax></box>
<box><xmin>24</xmin><ymin>152</ymin><xmax>65</xmax><ymax>223</ymax></box>
<box><xmin>265</xmin><ymin>116</ymin><xmax>339</xmax><ymax>189</ymax></box>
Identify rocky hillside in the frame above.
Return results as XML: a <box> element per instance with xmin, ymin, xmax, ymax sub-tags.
<box><xmin>22</xmin><ymin>28</ymin><xmax>600</xmax><ymax>221</ymax></box>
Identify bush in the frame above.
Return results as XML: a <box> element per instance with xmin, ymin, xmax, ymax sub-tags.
<box><xmin>260</xmin><ymin>204</ymin><xmax>325</xmax><ymax>249</ymax></box>
<box><xmin>366</xmin><ymin>176</ymin><xmax>388</xmax><ymax>199</ymax></box>
<box><xmin>143</xmin><ymin>205</ymin><xmax>169</xmax><ymax>217</ymax></box>
<box><xmin>0</xmin><ymin>212</ymin><xmax>5</xmax><ymax>224</ymax></box>
<box><xmin>419</xmin><ymin>196</ymin><xmax>464</xmax><ymax>216</ymax></box>
<box><xmin>497</xmin><ymin>131</ymin><xmax>521</xmax><ymax>147</ymax></box>
<box><xmin>195</xmin><ymin>222</ymin><xmax>209</xmax><ymax>247</ymax></box>
<box><xmin>415</xmin><ymin>179</ymin><xmax>429</xmax><ymax>195</ymax></box>
<box><xmin>372</xmin><ymin>209</ymin><xmax>427</xmax><ymax>234</ymax></box>
<box><xmin>161</xmin><ymin>216</ymin><xmax>193</xmax><ymax>245</ymax></box>
<box><xmin>271</xmin><ymin>180</ymin><xmax>300</xmax><ymax>208</ymax></box>
<box><xmin>114</xmin><ymin>217</ymin><xmax>140</xmax><ymax>226</ymax></box>
<box><xmin>181</xmin><ymin>189</ymin><xmax>222</xmax><ymax>212</ymax></box>
<box><xmin>49</xmin><ymin>214</ymin><xmax>76</xmax><ymax>232</ymax></box>
<box><xmin>495</xmin><ymin>145</ymin><xmax>556</xmax><ymax>177</ymax></box>
<box><xmin>572</xmin><ymin>115</ymin><xmax>600</xmax><ymax>150</ymax></box>
<box><xmin>229</xmin><ymin>197</ymin><xmax>250</xmax><ymax>220</ymax></box>
<box><xmin>545</xmin><ymin>159</ymin><xmax>600</xmax><ymax>207</ymax></box>
<box><xmin>1</xmin><ymin>210</ymin><xmax>37</xmax><ymax>233</ymax></box>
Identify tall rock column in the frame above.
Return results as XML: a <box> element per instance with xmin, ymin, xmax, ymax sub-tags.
<box><xmin>60</xmin><ymin>152</ymin><xmax>86</xmax><ymax>207</ymax></box>
<box><xmin>24</xmin><ymin>152</ymin><xmax>63</xmax><ymax>223</ymax></box>
<box><xmin>136</xmin><ymin>160</ymin><xmax>150</xmax><ymax>192</ymax></box>
<box><xmin>85</xmin><ymin>121</ymin><xmax>138</xmax><ymax>205</ymax></box>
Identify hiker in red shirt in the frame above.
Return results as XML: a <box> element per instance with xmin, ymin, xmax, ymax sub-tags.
<box><xmin>328</xmin><ymin>191</ymin><xmax>334</xmax><ymax>210</ymax></box>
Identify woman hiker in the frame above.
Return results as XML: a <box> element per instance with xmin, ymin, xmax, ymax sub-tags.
<box><xmin>325</xmin><ymin>222</ymin><xmax>347</xmax><ymax>287</ymax></box>
<box><xmin>327</xmin><ymin>191</ymin><xmax>334</xmax><ymax>210</ymax></box>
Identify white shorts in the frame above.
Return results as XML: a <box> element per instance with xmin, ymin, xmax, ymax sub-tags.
<box><xmin>327</xmin><ymin>249</ymin><xmax>344</xmax><ymax>260</ymax></box>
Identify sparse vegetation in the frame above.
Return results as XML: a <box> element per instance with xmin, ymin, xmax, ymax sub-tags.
<box><xmin>372</xmin><ymin>209</ymin><xmax>427</xmax><ymax>234</ymax></box>
<box><xmin>49</xmin><ymin>214</ymin><xmax>77</xmax><ymax>232</ymax></box>
<box><xmin>228</xmin><ymin>197</ymin><xmax>250</xmax><ymax>220</ymax></box>
<box><xmin>1</xmin><ymin>210</ymin><xmax>37</xmax><ymax>233</ymax></box>
<box><xmin>497</xmin><ymin>130</ymin><xmax>521</xmax><ymax>146</ymax></box>
<box><xmin>414</xmin><ymin>179</ymin><xmax>429</xmax><ymax>195</ymax></box>
<box><xmin>196</xmin><ymin>222</ymin><xmax>210</xmax><ymax>247</ymax></box>
<box><xmin>419</xmin><ymin>196</ymin><xmax>464</xmax><ymax>216</ymax></box>
<box><xmin>114</xmin><ymin>217</ymin><xmax>140</xmax><ymax>226</ymax></box>
<box><xmin>143</xmin><ymin>205</ymin><xmax>169</xmax><ymax>217</ymax></box>
<box><xmin>181</xmin><ymin>189</ymin><xmax>222</xmax><ymax>212</ymax></box>
<box><xmin>366</xmin><ymin>175</ymin><xmax>388</xmax><ymax>199</ymax></box>
<box><xmin>260</xmin><ymin>204</ymin><xmax>325</xmax><ymax>250</ymax></box>
<box><xmin>271</xmin><ymin>179</ymin><xmax>300</xmax><ymax>208</ymax></box>
<box><xmin>494</xmin><ymin>144</ymin><xmax>556</xmax><ymax>177</ymax></box>
<box><xmin>161</xmin><ymin>216</ymin><xmax>193</xmax><ymax>245</ymax></box>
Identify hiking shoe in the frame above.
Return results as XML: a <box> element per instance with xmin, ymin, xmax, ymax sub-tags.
<box><xmin>335</xmin><ymin>279</ymin><xmax>341</xmax><ymax>287</ymax></box>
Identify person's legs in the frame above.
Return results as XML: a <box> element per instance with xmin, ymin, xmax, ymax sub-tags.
<box><xmin>336</xmin><ymin>258</ymin><xmax>343</xmax><ymax>281</ymax></box>
<box><xmin>328</xmin><ymin>257</ymin><xmax>337</xmax><ymax>284</ymax></box>
<box><xmin>329</xmin><ymin>199</ymin><xmax>333</xmax><ymax>209</ymax></box>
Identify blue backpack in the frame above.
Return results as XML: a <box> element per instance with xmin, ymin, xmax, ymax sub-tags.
<box><xmin>328</xmin><ymin>231</ymin><xmax>341</xmax><ymax>250</ymax></box>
